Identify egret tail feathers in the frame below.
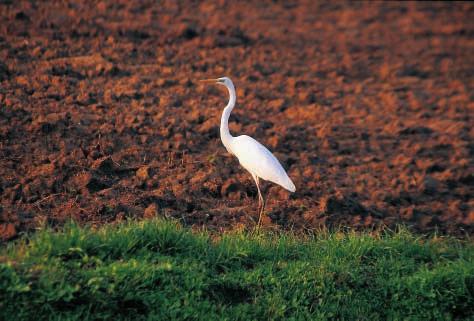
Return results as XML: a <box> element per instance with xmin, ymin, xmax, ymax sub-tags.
<box><xmin>281</xmin><ymin>177</ymin><xmax>296</xmax><ymax>192</ymax></box>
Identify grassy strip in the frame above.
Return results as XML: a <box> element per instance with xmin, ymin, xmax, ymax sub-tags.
<box><xmin>1</xmin><ymin>219</ymin><xmax>473</xmax><ymax>321</ymax></box>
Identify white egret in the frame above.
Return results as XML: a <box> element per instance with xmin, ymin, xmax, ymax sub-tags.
<box><xmin>200</xmin><ymin>77</ymin><xmax>296</xmax><ymax>227</ymax></box>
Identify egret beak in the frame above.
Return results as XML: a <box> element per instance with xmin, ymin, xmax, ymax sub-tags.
<box><xmin>199</xmin><ymin>79</ymin><xmax>219</xmax><ymax>84</ymax></box>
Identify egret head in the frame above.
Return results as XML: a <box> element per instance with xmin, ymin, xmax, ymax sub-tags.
<box><xmin>200</xmin><ymin>77</ymin><xmax>233</xmax><ymax>88</ymax></box>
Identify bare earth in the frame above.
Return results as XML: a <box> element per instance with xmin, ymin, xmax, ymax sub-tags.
<box><xmin>1</xmin><ymin>1</ymin><xmax>473</xmax><ymax>240</ymax></box>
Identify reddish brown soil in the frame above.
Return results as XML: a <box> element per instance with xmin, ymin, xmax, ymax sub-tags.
<box><xmin>1</xmin><ymin>1</ymin><xmax>473</xmax><ymax>240</ymax></box>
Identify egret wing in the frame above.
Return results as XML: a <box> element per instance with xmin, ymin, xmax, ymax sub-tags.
<box><xmin>231</xmin><ymin>135</ymin><xmax>295</xmax><ymax>192</ymax></box>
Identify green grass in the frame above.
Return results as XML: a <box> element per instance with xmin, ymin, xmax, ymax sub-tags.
<box><xmin>1</xmin><ymin>219</ymin><xmax>473</xmax><ymax>321</ymax></box>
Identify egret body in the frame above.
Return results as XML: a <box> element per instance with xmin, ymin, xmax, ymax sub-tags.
<box><xmin>201</xmin><ymin>77</ymin><xmax>295</xmax><ymax>227</ymax></box>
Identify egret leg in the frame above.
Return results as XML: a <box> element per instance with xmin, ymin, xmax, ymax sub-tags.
<box><xmin>251</xmin><ymin>174</ymin><xmax>265</xmax><ymax>229</ymax></box>
<box><xmin>252</xmin><ymin>175</ymin><xmax>263</xmax><ymax>207</ymax></box>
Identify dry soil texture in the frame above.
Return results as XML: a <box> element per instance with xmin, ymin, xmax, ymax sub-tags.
<box><xmin>1</xmin><ymin>1</ymin><xmax>473</xmax><ymax>240</ymax></box>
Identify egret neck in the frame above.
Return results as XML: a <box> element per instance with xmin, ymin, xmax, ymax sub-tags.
<box><xmin>220</xmin><ymin>81</ymin><xmax>236</xmax><ymax>153</ymax></box>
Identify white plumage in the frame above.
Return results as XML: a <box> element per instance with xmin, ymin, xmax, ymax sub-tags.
<box><xmin>201</xmin><ymin>76</ymin><xmax>296</xmax><ymax>226</ymax></box>
<box><xmin>230</xmin><ymin>135</ymin><xmax>296</xmax><ymax>192</ymax></box>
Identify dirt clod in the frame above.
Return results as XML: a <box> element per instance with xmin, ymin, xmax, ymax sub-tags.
<box><xmin>136</xmin><ymin>166</ymin><xmax>151</xmax><ymax>181</ymax></box>
<box><xmin>0</xmin><ymin>224</ymin><xmax>17</xmax><ymax>241</ymax></box>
